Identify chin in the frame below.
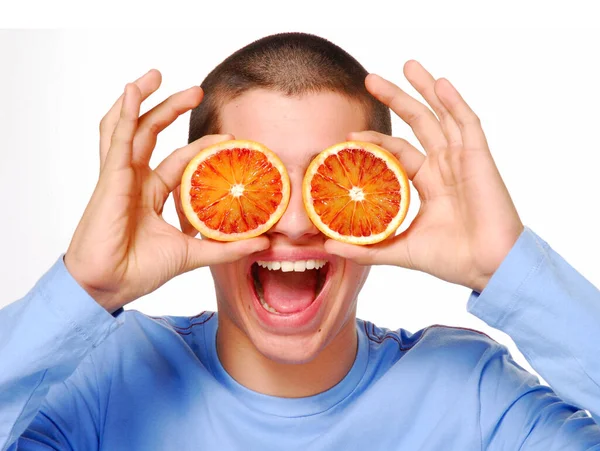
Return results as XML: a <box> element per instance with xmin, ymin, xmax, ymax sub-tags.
<box><xmin>249</xmin><ymin>329</ymin><xmax>331</xmax><ymax>365</ymax></box>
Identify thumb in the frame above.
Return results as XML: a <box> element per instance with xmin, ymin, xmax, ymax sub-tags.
<box><xmin>183</xmin><ymin>235</ymin><xmax>271</xmax><ymax>271</ymax></box>
<box><xmin>324</xmin><ymin>234</ymin><xmax>414</xmax><ymax>269</ymax></box>
<box><xmin>324</xmin><ymin>239</ymin><xmax>377</xmax><ymax>265</ymax></box>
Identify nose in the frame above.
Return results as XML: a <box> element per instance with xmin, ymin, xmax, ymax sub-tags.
<box><xmin>269</xmin><ymin>171</ymin><xmax>320</xmax><ymax>241</ymax></box>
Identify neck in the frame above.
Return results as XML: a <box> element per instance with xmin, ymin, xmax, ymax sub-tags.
<box><xmin>216</xmin><ymin>315</ymin><xmax>358</xmax><ymax>398</ymax></box>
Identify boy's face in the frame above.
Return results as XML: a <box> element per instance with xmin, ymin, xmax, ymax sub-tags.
<box><xmin>210</xmin><ymin>89</ymin><xmax>371</xmax><ymax>364</ymax></box>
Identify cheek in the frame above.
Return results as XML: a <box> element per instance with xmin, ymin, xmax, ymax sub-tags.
<box><xmin>338</xmin><ymin>261</ymin><xmax>370</xmax><ymax>302</ymax></box>
<box><xmin>210</xmin><ymin>264</ymin><xmax>246</xmax><ymax>315</ymax></box>
<box><xmin>321</xmin><ymin>261</ymin><xmax>369</xmax><ymax>331</ymax></box>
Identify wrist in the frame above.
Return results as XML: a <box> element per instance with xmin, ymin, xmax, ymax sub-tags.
<box><xmin>63</xmin><ymin>253</ymin><xmax>125</xmax><ymax>314</ymax></box>
<box><xmin>468</xmin><ymin>224</ymin><xmax>525</xmax><ymax>293</ymax></box>
<box><xmin>471</xmin><ymin>273</ymin><xmax>492</xmax><ymax>294</ymax></box>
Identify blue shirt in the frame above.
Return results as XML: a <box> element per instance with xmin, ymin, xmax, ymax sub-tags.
<box><xmin>1</xmin><ymin>227</ymin><xmax>599</xmax><ymax>450</ymax></box>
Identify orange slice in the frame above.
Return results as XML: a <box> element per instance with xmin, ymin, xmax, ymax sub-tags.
<box><xmin>181</xmin><ymin>140</ymin><xmax>290</xmax><ymax>241</ymax></box>
<box><xmin>302</xmin><ymin>141</ymin><xmax>410</xmax><ymax>245</ymax></box>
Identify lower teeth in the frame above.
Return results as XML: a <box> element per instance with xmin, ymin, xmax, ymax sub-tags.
<box><xmin>255</xmin><ymin>280</ymin><xmax>281</xmax><ymax>314</ymax></box>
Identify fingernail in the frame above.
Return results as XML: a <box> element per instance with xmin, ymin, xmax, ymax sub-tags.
<box><xmin>255</xmin><ymin>237</ymin><xmax>270</xmax><ymax>251</ymax></box>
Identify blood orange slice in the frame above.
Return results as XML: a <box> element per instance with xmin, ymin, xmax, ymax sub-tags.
<box><xmin>302</xmin><ymin>141</ymin><xmax>410</xmax><ymax>245</ymax></box>
<box><xmin>181</xmin><ymin>140</ymin><xmax>290</xmax><ymax>241</ymax></box>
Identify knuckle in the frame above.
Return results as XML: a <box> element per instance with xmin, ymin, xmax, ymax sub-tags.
<box><xmin>111</xmin><ymin>128</ymin><xmax>132</xmax><ymax>146</ymax></box>
<box><xmin>428</xmin><ymin>142</ymin><xmax>447</xmax><ymax>154</ymax></box>
<box><xmin>436</xmin><ymin>108</ymin><xmax>451</xmax><ymax>121</ymax></box>
<box><xmin>450</xmin><ymin>148</ymin><xmax>466</xmax><ymax>165</ymax></box>
<box><xmin>460</xmin><ymin>113</ymin><xmax>481</xmax><ymax>127</ymax></box>
<box><xmin>404</xmin><ymin>110</ymin><xmax>422</xmax><ymax>125</ymax></box>
<box><xmin>470</xmin><ymin>113</ymin><xmax>482</xmax><ymax>125</ymax></box>
<box><xmin>438</xmin><ymin>148</ymin><xmax>455</xmax><ymax>169</ymax></box>
<box><xmin>447</xmin><ymin>141</ymin><xmax>463</xmax><ymax>153</ymax></box>
<box><xmin>395</xmin><ymin>136</ymin><xmax>412</xmax><ymax>148</ymax></box>
<box><xmin>405</xmin><ymin>107</ymin><xmax>432</xmax><ymax>126</ymax></box>
<box><xmin>148</xmin><ymin>121</ymin><xmax>162</xmax><ymax>137</ymax></box>
<box><xmin>361</xmin><ymin>131</ymin><xmax>383</xmax><ymax>144</ymax></box>
<box><xmin>391</xmin><ymin>138</ymin><xmax>410</xmax><ymax>155</ymax></box>
<box><xmin>169</xmin><ymin>146</ymin><xmax>186</xmax><ymax>164</ymax></box>
<box><xmin>164</xmin><ymin>100</ymin><xmax>182</xmax><ymax>118</ymax></box>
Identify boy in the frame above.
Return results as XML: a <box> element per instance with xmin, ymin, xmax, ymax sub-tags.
<box><xmin>1</xmin><ymin>32</ymin><xmax>599</xmax><ymax>449</ymax></box>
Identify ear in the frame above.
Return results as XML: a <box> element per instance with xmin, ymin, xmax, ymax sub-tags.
<box><xmin>173</xmin><ymin>186</ymin><xmax>199</xmax><ymax>237</ymax></box>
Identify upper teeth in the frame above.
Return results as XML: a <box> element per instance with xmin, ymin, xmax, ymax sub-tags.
<box><xmin>256</xmin><ymin>259</ymin><xmax>327</xmax><ymax>272</ymax></box>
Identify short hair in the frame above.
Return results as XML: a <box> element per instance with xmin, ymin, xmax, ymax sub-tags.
<box><xmin>188</xmin><ymin>32</ymin><xmax>392</xmax><ymax>144</ymax></box>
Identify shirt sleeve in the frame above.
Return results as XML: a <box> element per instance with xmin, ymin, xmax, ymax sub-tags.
<box><xmin>468</xmin><ymin>227</ymin><xmax>600</xmax><ymax>448</ymax></box>
<box><xmin>476</xmin><ymin>343</ymin><xmax>600</xmax><ymax>450</ymax></box>
<box><xmin>0</xmin><ymin>256</ymin><xmax>122</xmax><ymax>451</ymax></box>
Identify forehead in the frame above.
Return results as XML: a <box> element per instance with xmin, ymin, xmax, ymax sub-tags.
<box><xmin>218</xmin><ymin>89</ymin><xmax>368</xmax><ymax>170</ymax></box>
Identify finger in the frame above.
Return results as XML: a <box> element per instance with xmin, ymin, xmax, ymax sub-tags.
<box><xmin>403</xmin><ymin>61</ymin><xmax>462</xmax><ymax>147</ymax></box>
<box><xmin>99</xmin><ymin>69</ymin><xmax>162</xmax><ymax>170</ymax></box>
<box><xmin>173</xmin><ymin>186</ymin><xmax>199</xmax><ymax>237</ymax></box>
<box><xmin>154</xmin><ymin>134</ymin><xmax>235</xmax><ymax>193</ymax></box>
<box><xmin>132</xmin><ymin>86</ymin><xmax>204</xmax><ymax>166</ymax></box>
<box><xmin>183</xmin><ymin>236</ymin><xmax>271</xmax><ymax>271</ymax></box>
<box><xmin>324</xmin><ymin>232</ymin><xmax>415</xmax><ymax>269</ymax></box>
<box><xmin>347</xmin><ymin>130</ymin><xmax>425</xmax><ymax>179</ymax></box>
<box><xmin>365</xmin><ymin>73</ymin><xmax>448</xmax><ymax>153</ymax></box>
<box><xmin>434</xmin><ymin>78</ymin><xmax>489</xmax><ymax>151</ymax></box>
<box><xmin>104</xmin><ymin>84</ymin><xmax>142</xmax><ymax>171</ymax></box>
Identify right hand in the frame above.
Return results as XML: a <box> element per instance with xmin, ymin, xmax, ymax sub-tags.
<box><xmin>64</xmin><ymin>70</ymin><xmax>270</xmax><ymax>313</ymax></box>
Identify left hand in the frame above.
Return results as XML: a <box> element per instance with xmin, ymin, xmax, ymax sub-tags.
<box><xmin>324</xmin><ymin>60</ymin><xmax>524</xmax><ymax>293</ymax></box>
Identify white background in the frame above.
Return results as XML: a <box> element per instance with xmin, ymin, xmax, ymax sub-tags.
<box><xmin>1</xmin><ymin>24</ymin><xmax>599</xmax><ymax>380</ymax></box>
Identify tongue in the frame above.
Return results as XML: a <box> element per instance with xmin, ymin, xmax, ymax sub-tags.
<box><xmin>257</xmin><ymin>266</ymin><xmax>317</xmax><ymax>314</ymax></box>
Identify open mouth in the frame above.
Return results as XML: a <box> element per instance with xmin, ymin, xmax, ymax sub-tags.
<box><xmin>250</xmin><ymin>259</ymin><xmax>331</xmax><ymax>316</ymax></box>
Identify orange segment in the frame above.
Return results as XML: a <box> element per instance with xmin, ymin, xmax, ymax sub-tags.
<box><xmin>302</xmin><ymin>141</ymin><xmax>410</xmax><ymax>245</ymax></box>
<box><xmin>181</xmin><ymin>140</ymin><xmax>290</xmax><ymax>241</ymax></box>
